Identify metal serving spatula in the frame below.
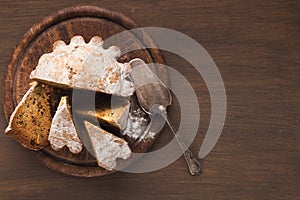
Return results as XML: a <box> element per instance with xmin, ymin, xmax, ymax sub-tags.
<box><xmin>129</xmin><ymin>58</ymin><xmax>202</xmax><ymax>176</ymax></box>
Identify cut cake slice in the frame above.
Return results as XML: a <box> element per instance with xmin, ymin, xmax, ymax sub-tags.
<box><xmin>84</xmin><ymin>121</ymin><xmax>131</xmax><ymax>171</ymax></box>
<box><xmin>73</xmin><ymin>93</ymin><xmax>130</xmax><ymax>134</ymax></box>
<box><xmin>48</xmin><ymin>96</ymin><xmax>82</xmax><ymax>154</ymax></box>
<box><xmin>5</xmin><ymin>82</ymin><xmax>52</xmax><ymax>150</ymax></box>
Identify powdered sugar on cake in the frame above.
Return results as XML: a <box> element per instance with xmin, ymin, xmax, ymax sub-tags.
<box><xmin>30</xmin><ymin>36</ymin><xmax>135</xmax><ymax>97</ymax></box>
<box><xmin>48</xmin><ymin>96</ymin><xmax>82</xmax><ymax>154</ymax></box>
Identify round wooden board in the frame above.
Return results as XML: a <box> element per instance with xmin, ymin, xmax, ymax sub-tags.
<box><xmin>2</xmin><ymin>6</ymin><xmax>167</xmax><ymax>177</ymax></box>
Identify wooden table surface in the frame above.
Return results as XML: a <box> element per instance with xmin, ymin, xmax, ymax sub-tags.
<box><xmin>0</xmin><ymin>1</ymin><xmax>299</xmax><ymax>199</ymax></box>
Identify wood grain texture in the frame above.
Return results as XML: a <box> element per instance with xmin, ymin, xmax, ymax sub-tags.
<box><xmin>0</xmin><ymin>0</ymin><xmax>299</xmax><ymax>200</ymax></box>
<box><xmin>1</xmin><ymin>6</ymin><xmax>166</xmax><ymax>177</ymax></box>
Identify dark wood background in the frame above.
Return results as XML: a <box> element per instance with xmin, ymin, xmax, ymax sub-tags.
<box><xmin>0</xmin><ymin>1</ymin><xmax>299</xmax><ymax>199</ymax></box>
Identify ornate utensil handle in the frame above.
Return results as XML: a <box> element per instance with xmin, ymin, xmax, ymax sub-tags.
<box><xmin>160</xmin><ymin>106</ymin><xmax>202</xmax><ymax>176</ymax></box>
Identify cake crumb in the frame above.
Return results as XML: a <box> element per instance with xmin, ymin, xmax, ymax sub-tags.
<box><xmin>121</xmin><ymin>108</ymin><xmax>156</xmax><ymax>139</ymax></box>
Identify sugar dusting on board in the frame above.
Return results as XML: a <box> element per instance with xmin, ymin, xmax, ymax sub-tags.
<box><xmin>122</xmin><ymin>108</ymin><xmax>156</xmax><ymax>139</ymax></box>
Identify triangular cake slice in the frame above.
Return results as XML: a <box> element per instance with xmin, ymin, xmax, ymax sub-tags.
<box><xmin>5</xmin><ymin>82</ymin><xmax>52</xmax><ymax>150</ymax></box>
<box><xmin>48</xmin><ymin>96</ymin><xmax>82</xmax><ymax>154</ymax></box>
<box><xmin>77</xmin><ymin>102</ymin><xmax>130</xmax><ymax>134</ymax></box>
<box><xmin>74</xmin><ymin>94</ymin><xmax>130</xmax><ymax>134</ymax></box>
<box><xmin>74</xmin><ymin>101</ymin><xmax>130</xmax><ymax>134</ymax></box>
<box><xmin>84</xmin><ymin>121</ymin><xmax>131</xmax><ymax>171</ymax></box>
